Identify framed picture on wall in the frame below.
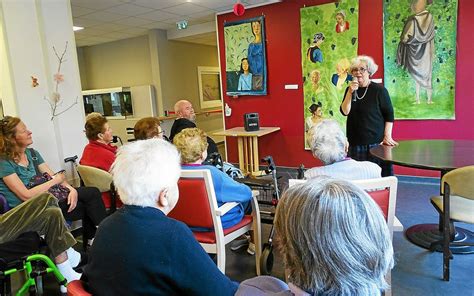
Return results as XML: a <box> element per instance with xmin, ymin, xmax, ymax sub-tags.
<box><xmin>224</xmin><ymin>16</ymin><xmax>267</xmax><ymax>96</ymax></box>
<box><xmin>198</xmin><ymin>66</ymin><xmax>222</xmax><ymax>109</ymax></box>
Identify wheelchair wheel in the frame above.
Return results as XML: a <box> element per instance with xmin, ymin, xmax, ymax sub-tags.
<box><xmin>259</xmin><ymin>244</ymin><xmax>274</xmax><ymax>275</ymax></box>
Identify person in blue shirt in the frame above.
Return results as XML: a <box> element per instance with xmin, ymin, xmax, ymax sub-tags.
<box><xmin>173</xmin><ymin>128</ymin><xmax>252</xmax><ymax>230</ymax></box>
<box><xmin>306</xmin><ymin>32</ymin><xmax>325</xmax><ymax>63</ymax></box>
<box><xmin>238</xmin><ymin>58</ymin><xmax>253</xmax><ymax>91</ymax></box>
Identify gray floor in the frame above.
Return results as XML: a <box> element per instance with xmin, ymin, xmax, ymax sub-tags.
<box><xmin>9</xmin><ymin>174</ymin><xmax>474</xmax><ymax>295</ymax></box>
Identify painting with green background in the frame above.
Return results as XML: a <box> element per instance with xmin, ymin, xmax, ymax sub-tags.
<box><xmin>300</xmin><ymin>0</ymin><xmax>358</xmax><ymax>149</ymax></box>
<box><xmin>224</xmin><ymin>16</ymin><xmax>267</xmax><ymax>96</ymax></box>
<box><xmin>383</xmin><ymin>0</ymin><xmax>458</xmax><ymax>119</ymax></box>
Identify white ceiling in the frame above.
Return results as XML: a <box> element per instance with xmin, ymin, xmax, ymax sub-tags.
<box><xmin>72</xmin><ymin>0</ymin><xmax>274</xmax><ymax>47</ymax></box>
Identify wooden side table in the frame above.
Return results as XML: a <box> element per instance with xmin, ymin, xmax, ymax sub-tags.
<box><xmin>213</xmin><ymin>127</ymin><xmax>280</xmax><ymax>176</ymax></box>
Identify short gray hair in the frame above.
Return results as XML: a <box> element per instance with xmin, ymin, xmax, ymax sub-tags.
<box><xmin>350</xmin><ymin>55</ymin><xmax>378</xmax><ymax>76</ymax></box>
<box><xmin>275</xmin><ymin>176</ymin><xmax>394</xmax><ymax>295</ymax></box>
<box><xmin>308</xmin><ymin>119</ymin><xmax>347</xmax><ymax>165</ymax></box>
<box><xmin>111</xmin><ymin>138</ymin><xmax>181</xmax><ymax>207</ymax></box>
<box><xmin>174</xmin><ymin>99</ymin><xmax>189</xmax><ymax>113</ymax></box>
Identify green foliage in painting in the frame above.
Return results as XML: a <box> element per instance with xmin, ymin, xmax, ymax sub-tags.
<box><xmin>224</xmin><ymin>22</ymin><xmax>253</xmax><ymax>71</ymax></box>
<box><xmin>383</xmin><ymin>0</ymin><xmax>458</xmax><ymax>119</ymax></box>
<box><xmin>300</xmin><ymin>0</ymin><xmax>359</xmax><ymax>148</ymax></box>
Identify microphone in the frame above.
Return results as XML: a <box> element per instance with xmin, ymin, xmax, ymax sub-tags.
<box><xmin>352</xmin><ymin>77</ymin><xmax>358</xmax><ymax>101</ymax></box>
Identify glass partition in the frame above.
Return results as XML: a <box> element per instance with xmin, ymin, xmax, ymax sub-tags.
<box><xmin>82</xmin><ymin>87</ymin><xmax>133</xmax><ymax>117</ymax></box>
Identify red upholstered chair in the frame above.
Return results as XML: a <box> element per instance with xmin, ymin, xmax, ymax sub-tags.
<box><xmin>168</xmin><ymin>169</ymin><xmax>262</xmax><ymax>275</ymax></box>
<box><xmin>351</xmin><ymin>176</ymin><xmax>402</xmax><ymax>239</ymax></box>
<box><xmin>66</xmin><ymin>280</ymin><xmax>92</xmax><ymax>296</ymax></box>
<box><xmin>289</xmin><ymin>176</ymin><xmax>402</xmax><ymax>296</ymax></box>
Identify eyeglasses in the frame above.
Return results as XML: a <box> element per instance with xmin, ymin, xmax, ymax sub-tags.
<box><xmin>351</xmin><ymin>67</ymin><xmax>367</xmax><ymax>73</ymax></box>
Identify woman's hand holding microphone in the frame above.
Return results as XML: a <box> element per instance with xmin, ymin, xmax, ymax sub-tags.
<box><xmin>349</xmin><ymin>77</ymin><xmax>359</xmax><ymax>93</ymax></box>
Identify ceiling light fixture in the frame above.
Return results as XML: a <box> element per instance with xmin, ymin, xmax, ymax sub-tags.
<box><xmin>73</xmin><ymin>26</ymin><xmax>84</xmax><ymax>32</ymax></box>
<box><xmin>176</xmin><ymin>20</ymin><xmax>188</xmax><ymax>30</ymax></box>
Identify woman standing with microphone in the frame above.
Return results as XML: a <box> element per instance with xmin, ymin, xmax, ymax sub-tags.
<box><xmin>340</xmin><ymin>55</ymin><xmax>398</xmax><ymax>176</ymax></box>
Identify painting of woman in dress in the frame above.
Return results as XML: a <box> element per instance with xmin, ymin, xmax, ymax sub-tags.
<box><xmin>237</xmin><ymin>58</ymin><xmax>252</xmax><ymax>91</ymax></box>
<box><xmin>331</xmin><ymin>58</ymin><xmax>352</xmax><ymax>89</ymax></box>
<box><xmin>248</xmin><ymin>20</ymin><xmax>263</xmax><ymax>90</ymax></box>
<box><xmin>305</xmin><ymin>103</ymin><xmax>324</xmax><ymax>132</ymax></box>
<box><xmin>335</xmin><ymin>11</ymin><xmax>350</xmax><ymax>33</ymax></box>
<box><xmin>307</xmin><ymin>33</ymin><xmax>325</xmax><ymax>63</ymax></box>
<box><xmin>396</xmin><ymin>0</ymin><xmax>435</xmax><ymax>104</ymax></box>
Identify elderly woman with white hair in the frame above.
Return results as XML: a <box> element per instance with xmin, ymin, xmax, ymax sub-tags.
<box><xmin>340</xmin><ymin>55</ymin><xmax>398</xmax><ymax>177</ymax></box>
<box><xmin>305</xmin><ymin>119</ymin><xmax>381</xmax><ymax>180</ymax></box>
<box><xmin>236</xmin><ymin>176</ymin><xmax>394</xmax><ymax>296</ymax></box>
<box><xmin>82</xmin><ymin>139</ymin><xmax>238</xmax><ymax>295</ymax></box>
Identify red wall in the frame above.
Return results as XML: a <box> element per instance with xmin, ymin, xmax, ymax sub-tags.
<box><xmin>217</xmin><ymin>0</ymin><xmax>474</xmax><ymax>177</ymax></box>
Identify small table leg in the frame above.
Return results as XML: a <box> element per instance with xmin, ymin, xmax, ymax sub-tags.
<box><xmin>237</xmin><ymin>137</ymin><xmax>245</xmax><ymax>174</ymax></box>
<box><xmin>248</xmin><ymin>137</ymin><xmax>254</xmax><ymax>173</ymax></box>
<box><xmin>252</xmin><ymin>136</ymin><xmax>259</xmax><ymax>175</ymax></box>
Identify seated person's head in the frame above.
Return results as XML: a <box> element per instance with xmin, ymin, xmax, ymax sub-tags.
<box><xmin>173</xmin><ymin>128</ymin><xmax>208</xmax><ymax>164</ymax></box>
<box><xmin>174</xmin><ymin>100</ymin><xmax>195</xmax><ymax>122</ymax></box>
<box><xmin>111</xmin><ymin>138</ymin><xmax>180</xmax><ymax>213</ymax></box>
<box><xmin>85</xmin><ymin>112</ymin><xmax>103</xmax><ymax>122</ymax></box>
<box><xmin>308</xmin><ymin>119</ymin><xmax>348</xmax><ymax>165</ymax></box>
<box><xmin>134</xmin><ymin>117</ymin><xmax>163</xmax><ymax>140</ymax></box>
<box><xmin>0</xmin><ymin>116</ymin><xmax>23</xmax><ymax>159</ymax></box>
<box><xmin>84</xmin><ymin>115</ymin><xmax>113</xmax><ymax>144</ymax></box>
<box><xmin>275</xmin><ymin>176</ymin><xmax>394</xmax><ymax>295</ymax></box>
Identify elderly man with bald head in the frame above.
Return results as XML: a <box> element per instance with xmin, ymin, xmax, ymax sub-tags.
<box><xmin>169</xmin><ymin>100</ymin><xmax>218</xmax><ymax>159</ymax></box>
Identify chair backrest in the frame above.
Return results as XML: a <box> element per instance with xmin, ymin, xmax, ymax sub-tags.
<box><xmin>442</xmin><ymin>165</ymin><xmax>474</xmax><ymax>200</ymax></box>
<box><xmin>168</xmin><ymin>170</ymin><xmax>220</xmax><ymax>230</ymax></box>
<box><xmin>76</xmin><ymin>165</ymin><xmax>113</xmax><ymax>193</ymax></box>
<box><xmin>351</xmin><ymin>177</ymin><xmax>398</xmax><ymax>235</ymax></box>
<box><xmin>288</xmin><ymin>176</ymin><xmax>398</xmax><ymax>237</ymax></box>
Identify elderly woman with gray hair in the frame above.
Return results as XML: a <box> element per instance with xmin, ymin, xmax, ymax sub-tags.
<box><xmin>340</xmin><ymin>55</ymin><xmax>397</xmax><ymax>177</ymax></box>
<box><xmin>305</xmin><ymin>119</ymin><xmax>381</xmax><ymax>180</ymax></box>
<box><xmin>237</xmin><ymin>176</ymin><xmax>394</xmax><ymax>296</ymax></box>
<box><xmin>82</xmin><ymin>139</ymin><xmax>238</xmax><ymax>295</ymax></box>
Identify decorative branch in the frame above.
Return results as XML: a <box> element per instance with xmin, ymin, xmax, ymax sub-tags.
<box><xmin>45</xmin><ymin>42</ymin><xmax>78</xmax><ymax>121</ymax></box>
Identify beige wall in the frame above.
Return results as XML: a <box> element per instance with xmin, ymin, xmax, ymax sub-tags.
<box><xmin>79</xmin><ymin>35</ymin><xmax>152</xmax><ymax>90</ymax></box>
<box><xmin>77</xmin><ymin>32</ymin><xmax>225</xmax><ymax>157</ymax></box>
<box><xmin>76</xmin><ymin>47</ymin><xmax>88</xmax><ymax>90</ymax></box>
<box><xmin>152</xmin><ymin>30</ymin><xmax>222</xmax><ymax>135</ymax></box>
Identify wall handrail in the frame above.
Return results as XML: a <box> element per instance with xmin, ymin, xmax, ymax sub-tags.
<box><xmin>160</xmin><ymin>109</ymin><xmax>222</xmax><ymax>121</ymax></box>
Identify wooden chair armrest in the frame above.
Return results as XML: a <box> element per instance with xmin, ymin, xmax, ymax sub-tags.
<box><xmin>216</xmin><ymin>202</ymin><xmax>239</xmax><ymax>216</ymax></box>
